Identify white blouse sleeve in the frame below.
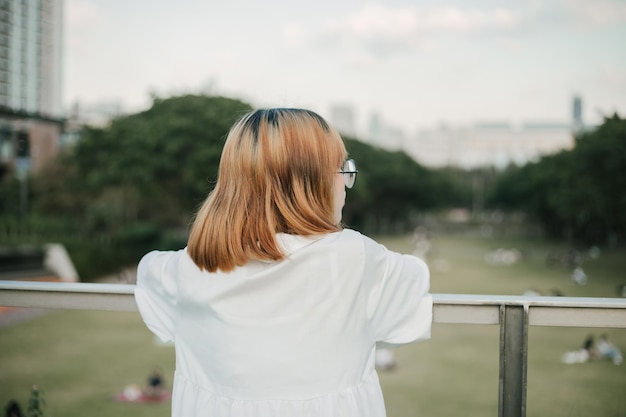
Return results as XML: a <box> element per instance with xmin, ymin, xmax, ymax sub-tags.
<box><xmin>362</xmin><ymin>236</ymin><xmax>432</xmax><ymax>345</ymax></box>
<box><xmin>134</xmin><ymin>250</ymin><xmax>180</xmax><ymax>343</ymax></box>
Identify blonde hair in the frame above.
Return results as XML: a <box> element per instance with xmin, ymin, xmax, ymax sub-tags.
<box><xmin>188</xmin><ymin>108</ymin><xmax>347</xmax><ymax>272</ymax></box>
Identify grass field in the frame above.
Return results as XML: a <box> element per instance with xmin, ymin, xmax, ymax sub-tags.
<box><xmin>1</xmin><ymin>233</ymin><xmax>624</xmax><ymax>417</ymax></box>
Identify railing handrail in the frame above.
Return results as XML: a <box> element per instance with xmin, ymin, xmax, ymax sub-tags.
<box><xmin>0</xmin><ymin>280</ymin><xmax>135</xmax><ymax>295</ymax></box>
<box><xmin>2</xmin><ymin>280</ymin><xmax>626</xmax><ymax>309</ymax></box>
<box><xmin>1</xmin><ymin>279</ymin><xmax>625</xmax><ymax>417</ymax></box>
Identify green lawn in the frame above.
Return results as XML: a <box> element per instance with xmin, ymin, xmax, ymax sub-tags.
<box><xmin>0</xmin><ymin>233</ymin><xmax>624</xmax><ymax>417</ymax></box>
<box><xmin>377</xmin><ymin>233</ymin><xmax>626</xmax><ymax>417</ymax></box>
<box><xmin>0</xmin><ymin>310</ymin><xmax>175</xmax><ymax>417</ymax></box>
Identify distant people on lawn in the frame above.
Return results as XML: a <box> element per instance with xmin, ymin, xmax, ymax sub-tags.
<box><xmin>116</xmin><ymin>369</ymin><xmax>170</xmax><ymax>403</ymax></box>
<box><xmin>4</xmin><ymin>400</ymin><xmax>23</xmax><ymax>417</ymax></box>
<box><xmin>561</xmin><ymin>334</ymin><xmax>623</xmax><ymax>365</ymax></box>
<box><xmin>146</xmin><ymin>368</ymin><xmax>166</xmax><ymax>397</ymax></box>
<box><xmin>375</xmin><ymin>348</ymin><xmax>396</xmax><ymax>371</ymax></box>
<box><xmin>596</xmin><ymin>334</ymin><xmax>623</xmax><ymax>365</ymax></box>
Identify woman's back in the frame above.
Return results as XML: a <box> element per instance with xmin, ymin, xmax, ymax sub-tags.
<box><xmin>135</xmin><ymin>108</ymin><xmax>432</xmax><ymax>416</ymax></box>
<box><xmin>136</xmin><ymin>229</ymin><xmax>431</xmax><ymax>416</ymax></box>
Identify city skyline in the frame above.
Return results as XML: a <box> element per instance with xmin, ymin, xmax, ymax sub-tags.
<box><xmin>65</xmin><ymin>0</ymin><xmax>626</xmax><ymax>135</ymax></box>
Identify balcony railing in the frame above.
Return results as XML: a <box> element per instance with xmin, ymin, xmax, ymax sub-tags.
<box><xmin>1</xmin><ymin>280</ymin><xmax>625</xmax><ymax>417</ymax></box>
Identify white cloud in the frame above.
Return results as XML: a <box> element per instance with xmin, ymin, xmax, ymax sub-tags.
<box><xmin>327</xmin><ymin>4</ymin><xmax>417</xmax><ymax>39</ymax></box>
<box><xmin>62</xmin><ymin>1</ymin><xmax>626</xmax><ymax>132</ymax></box>
<box><xmin>416</xmin><ymin>7</ymin><xmax>518</xmax><ymax>33</ymax></box>
<box><xmin>564</xmin><ymin>0</ymin><xmax>626</xmax><ymax>28</ymax></box>
<box><xmin>325</xmin><ymin>4</ymin><xmax>519</xmax><ymax>37</ymax></box>
<box><xmin>304</xmin><ymin>3</ymin><xmax>521</xmax><ymax>58</ymax></box>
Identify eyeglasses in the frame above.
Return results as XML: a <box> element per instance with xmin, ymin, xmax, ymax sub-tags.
<box><xmin>338</xmin><ymin>159</ymin><xmax>358</xmax><ymax>189</ymax></box>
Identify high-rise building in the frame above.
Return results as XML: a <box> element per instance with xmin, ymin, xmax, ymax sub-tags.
<box><xmin>1</xmin><ymin>0</ymin><xmax>63</xmax><ymax>117</ymax></box>
<box><xmin>572</xmin><ymin>95</ymin><xmax>583</xmax><ymax>133</ymax></box>
<box><xmin>0</xmin><ymin>0</ymin><xmax>64</xmax><ymax>177</ymax></box>
<box><xmin>404</xmin><ymin>98</ymin><xmax>587</xmax><ymax>169</ymax></box>
<box><xmin>330</xmin><ymin>104</ymin><xmax>357</xmax><ymax>138</ymax></box>
<box><xmin>367</xmin><ymin>112</ymin><xmax>405</xmax><ymax>150</ymax></box>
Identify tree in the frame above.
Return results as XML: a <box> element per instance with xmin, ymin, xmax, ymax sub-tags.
<box><xmin>23</xmin><ymin>95</ymin><xmax>479</xmax><ymax>276</ymax></box>
<box><xmin>343</xmin><ymin>138</ymin><xmax>456</xmax><ymax>233</ymax></box>
<box><xmin>35</xmin><ymin>95</ymin><xmax>252</xmax><ymax>236</ymax></box>
<box><xmin>488</xmin><ymin>114</ymin><xmax>626</xmax><ymax>245</ymax></box>
<box><xmin>25</xmin><ymin>95</ymin><xmax>252</xmax><ymax>278</ymax></box>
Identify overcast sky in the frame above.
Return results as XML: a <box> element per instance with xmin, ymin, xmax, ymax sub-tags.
<box><xmin>64</xmin><ymin>0</ymin><xmax>626</xmax><ymax>136</ymax></box>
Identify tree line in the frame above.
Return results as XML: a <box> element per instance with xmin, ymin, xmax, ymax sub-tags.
<box><xmin>487</xmin><ymin>114</ymin><xmax>626</xmax><ymax>245</ymax></box>
<box><xmin>0</xmin><ymin>94</ymin><xmax>623</xmax><ymax>279</ymax></box>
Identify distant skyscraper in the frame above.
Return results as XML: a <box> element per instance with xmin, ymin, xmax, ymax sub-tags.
<box><xmin>0</xmin><ymin>0</ymin><xmax>64</xmax><ymax>176</ymax></box>
<box><xmin>0</xmin><ymin>0</ymin><xmax>64</xmax><ymax>117</ymax></box>
<box><xmin>330</xmin><ymin>104</ymin><xmax>357</xmax><ymax>138</ymax></box>
<box><xmin>572</xmin><ymin>95</ymin><xmax>583</xmax><ymax>133</ymax></box>
<box><xmin>366</xmin><ymin>112</ymin><xmax>405</xmax><ymax>150</ymax></box>
<box><xmin>406</xmin><ymin>120</ymin><xmax>576</xmax><ymax>169</ymax></box>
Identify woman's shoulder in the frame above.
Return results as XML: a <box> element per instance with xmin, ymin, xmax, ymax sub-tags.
<box><xmin>316</xmin><ymin>229</ymin><xmax>385</xmax><ymax>260</ymax></box>
<box><xmin>334</xmin><ymin>229</ymin><xmax>383</xmax><ymax>251</ymax></box>
<box><xmin>137</xmin><ymin>248</ymin><xmax>191</xmax><ymax>279</ymax></box>
<box><xmin>319</xmin><ymin>228</ymin><xmax>367</xmax><ymax>247</ymax></box>
<box><xmin>332</xmin><ymin>228</ymin><xmax>368</xmax><ymax>241</ymax></box>
<box><xmin>139</xmin><ymin>248</ymin><xmax>184</xmax><ymax>266</ymax></box>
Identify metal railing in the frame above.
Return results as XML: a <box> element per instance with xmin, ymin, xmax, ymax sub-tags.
<box><xmin>1</xmin><ymin>280</ymin><xmax>625</xmax><ymax>417</ymax></box>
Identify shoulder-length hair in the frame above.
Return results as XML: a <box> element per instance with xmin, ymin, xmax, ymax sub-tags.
<box><xmin>187</xmin><ymin>108</ymin><xmax>347</xmax><ymax>272</ymax></box>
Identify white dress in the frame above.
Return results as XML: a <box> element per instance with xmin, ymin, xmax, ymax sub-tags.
<box><xmin>135</xmin><ymin>229</ymin><xmax>432</xmax><ymax>417</ymax></box>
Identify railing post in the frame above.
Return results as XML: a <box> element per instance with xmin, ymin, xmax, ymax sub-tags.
<box><xmin>498</xmin><ymin>304</ymin><xmax>528</xmax><ymax>417</ymax></box>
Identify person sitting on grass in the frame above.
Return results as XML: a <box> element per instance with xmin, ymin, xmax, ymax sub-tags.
<box><xmin>596</xmin><ymin>334</ymin><xmax>623</xmax><ymax>365</ymax></box>
<box><xmin>145</xmin><ymin>368</ymin><xmax>165</xmax><ymax>397</ymax></box>
<box><xmin>4</xmin><ymin>400</ymin><xmax>23</xmax><ymax>417</ymax></box>
<box><xmin>561</xmin><ymin>335</ymin><xmax>598</xmax><ymax>364</ymax></box>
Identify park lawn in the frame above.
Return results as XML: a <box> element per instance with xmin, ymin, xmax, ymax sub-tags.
<box><xmin>377</xmin><ymin>233</ymin><xmax>626</xmax><ymax>417</ymax></box>
<box><xmin>0</xmin><ymin>309</ymin><xmax>175</xmax><ymax>417</ymax></box>
<box><xmin>1</xmin><ymin>233</ymin><xmax>625</xmax><ymax>417</ymax></box>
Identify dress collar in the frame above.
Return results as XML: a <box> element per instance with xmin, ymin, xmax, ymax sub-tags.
<box><xmin>275</xmin><ymin>233</ymin><xmax>324</xmax><ymax>256</ymax></box>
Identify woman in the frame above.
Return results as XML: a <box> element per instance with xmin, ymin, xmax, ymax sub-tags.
<box><xmin>135</xmin><ymin>108</ymin><xmax>432</xmax><ymax>416</ymax></box>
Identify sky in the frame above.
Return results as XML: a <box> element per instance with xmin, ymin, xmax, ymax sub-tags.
<box><xmin>64</xmin><ymin>0</ymin><xmax>626</xmax><ymax>137</ymax></box>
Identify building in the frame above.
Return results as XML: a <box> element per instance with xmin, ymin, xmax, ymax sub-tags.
<box><xmin>0</xmin><ymin>0</ymin><xmax>64</xmax><ymax>178</ymax></box>
<box><xmin>406</xmin><ymin>121</ymin><xmax>576</xmax><ymax>169</ymax></box>
<box><xmin>367</xmin><ymin>112</ymin><xmax>406</xmax><ymax>151</ymax></box>
<box><xmin>330</xmin><ymin>104</ymin><xmax>357</xmax><ymax>139</ymax></box>
<box><xmin>405</xmin><ymin>98</ymin><xmax>585</xmax><ymax>169</ymax></box>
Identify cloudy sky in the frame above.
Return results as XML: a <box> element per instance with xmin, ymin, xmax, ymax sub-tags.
<box><xmin>64</xmin><ymin>0</ymin><xmax>626</xmax><ymax>136</ymax></box>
